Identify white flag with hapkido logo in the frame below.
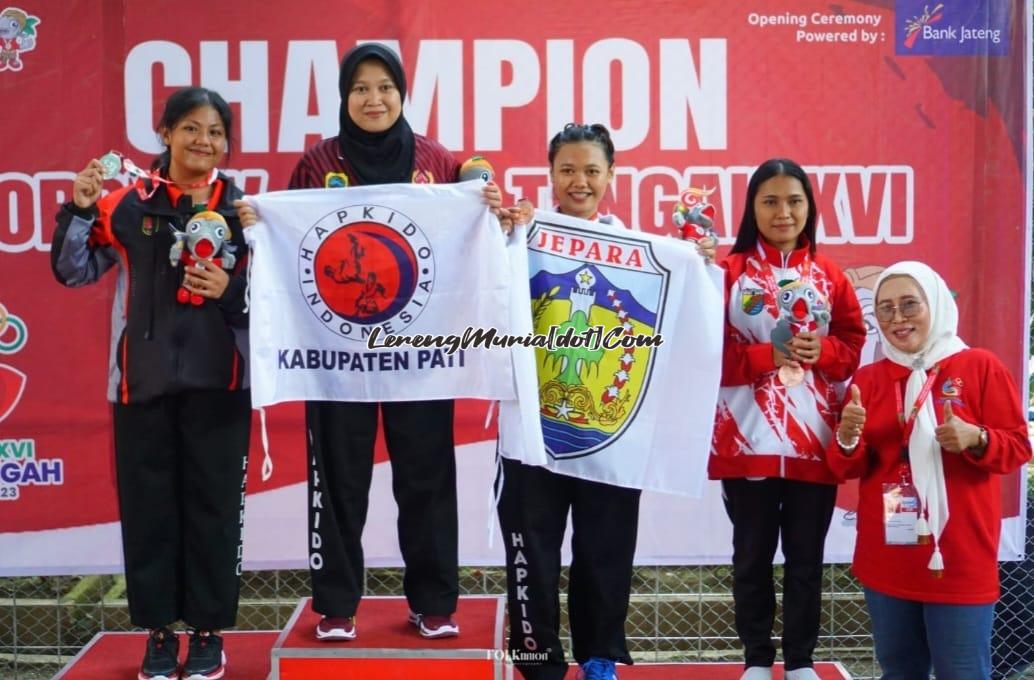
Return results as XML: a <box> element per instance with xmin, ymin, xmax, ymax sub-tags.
<box><xmin>244</xmin><ymin>181</ymin><xmax>517</xmax><ymax>407</ymax></box>
<box><xmin>499</xmin><ymin>210</ymin><xmax>725</xmax><ymax>496</ymax></box>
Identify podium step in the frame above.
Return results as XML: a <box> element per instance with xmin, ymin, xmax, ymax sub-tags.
<box><xmin>51</xmin><ymin>610</ymin><xmax>853</xmax><ymax>679</ymax></box>
<box><xmin>53</xmin><ymin>630</ymin><xmax>279</xmax><ymax>679</ymax></box>
<box><xmin>270</xmin><ymin>595</ymin><xmax>505</xmax><ymax>679</ymax></box>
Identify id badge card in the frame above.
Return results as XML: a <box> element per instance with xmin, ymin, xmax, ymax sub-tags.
<box><xmin>882</xmin><ymin>482</ymin><xmax>920</xmax><ymax>545</ymax></box>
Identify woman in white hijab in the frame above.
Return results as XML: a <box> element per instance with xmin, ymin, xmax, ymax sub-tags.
<box><xmin>828</xmin><ymin>261</ymin><xmax>1031</xmax><ymax>679</ymax></box>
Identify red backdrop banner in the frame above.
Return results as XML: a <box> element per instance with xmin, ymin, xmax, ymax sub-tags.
<box><xmin>0</xmin><ymin>0</ymin><xmax>1028</xmax><ymax>573</ymax></box>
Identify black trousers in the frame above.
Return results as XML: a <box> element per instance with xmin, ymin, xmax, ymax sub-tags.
<box><xmin>721</xmin><ymin>477</ymin><xmax>837</xmax><ymax>670</ymax></box>
<box><xmin>307</xmin><ymin>399</ymin><xmax>458</xmax><ymax>618</ymax></box>
<box><xmin>112</xmin><ymin>389</ymin><xmax>251</xmax><ymax>630</ymax></box>
<box><xmin>497</xmin><ymin>457</ymin><xmax>640</xmax><ymax>680</ymax></box>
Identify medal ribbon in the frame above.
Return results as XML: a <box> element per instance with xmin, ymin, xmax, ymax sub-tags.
<box><xmin>754</xmin><ymin>250</ymin><xmax>813</xmax><ymax>318</ymax></box>
<box><xmin>102</xmin><ymin>152</ymin><xmax>218</xmax><ymax>200</ymax></box>
<box><xmin>125</xmin><ymin>158</ymin><xmax>219</xmax><ymax>201</ymax></box>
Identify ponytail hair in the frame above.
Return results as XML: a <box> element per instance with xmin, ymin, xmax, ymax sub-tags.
<box><xmin>547</xmin><ymin>123</ymin><xmax>616</xmax><ymax>167</ymax></box>
<box><xmin>151</xmin><ymin>87</ymin><xmax>234</xmax><ymax>171</ymax></box>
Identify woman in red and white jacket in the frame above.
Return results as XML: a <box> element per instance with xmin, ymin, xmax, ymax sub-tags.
<box><xmin>710</xmin><ymin>158</ymin><xmax>865</xmax><ymax>680</ymax></box>
<box><xmin>830</xmin><ymin>261</ymin><xmax>1031</xmax><ymax>679</ymax></box>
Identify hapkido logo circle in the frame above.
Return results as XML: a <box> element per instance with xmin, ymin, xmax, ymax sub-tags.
<box><xmin>299</xmin><ymin>205</ymin><xmax>434</xmax><ymax>341</ymax></box>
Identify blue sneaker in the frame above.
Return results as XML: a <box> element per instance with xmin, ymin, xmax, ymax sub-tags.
<box><xmin>578</xmin><ymin>657</ymin><xmax>618</xmax><ymax>680</ymax></box>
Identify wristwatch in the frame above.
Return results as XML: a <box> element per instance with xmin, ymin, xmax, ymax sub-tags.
<box><xmin>971</xmin><ymin>426</ymin><xmax>989</xmax><ymax>454</ymax></box>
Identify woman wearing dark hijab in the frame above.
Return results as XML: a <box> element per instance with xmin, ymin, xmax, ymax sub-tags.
<box><xmin>241</xmin><ymin>42</ymin><xmax>504</xmax><ymax>641</ymax></box>
<box><xmin>289</xmin><ymin>42</ymin><xmax>447</xmax><ymax>187</ymax></box>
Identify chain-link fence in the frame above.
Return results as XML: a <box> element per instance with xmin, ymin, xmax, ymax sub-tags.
<box><xmin>3</xmin><ymin>482</ymin><xmax>1032</xmax><ymax>679</ymax></box>
<box><xmin>4</xmin><ymin>435</ymin><xmax>1030</xmax><ymax>680</ymax></box>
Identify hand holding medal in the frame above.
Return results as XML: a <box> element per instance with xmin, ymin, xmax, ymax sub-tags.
<box><xmin>787</xmin><ymin>330</ymin><xmax>822</xmax><ymax>363</ymax></box>
<box><xmin>775</xmin><ymin>331</ymin><xmax>821</xmax><ymax>387</ymax></box>
<box><xmin>73</xmin><ymin>151</ymin><xmax>134</xmax><ymax>209</ymax></box>
<box><xmin>98</xmin><ymin>151</ymin><xmax>124</xmax><ymax>180</ymax></box>
<box><xmin>72</xmin><ymin>158</ymin><xmax>107</xmax><ymax>209</ymax></box>
<box><xmin>773</xmin><ymin>347</ymin><xmax>806</xmax><ymax>387</ymax></box>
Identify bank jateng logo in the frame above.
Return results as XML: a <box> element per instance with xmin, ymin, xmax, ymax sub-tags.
<box><xmin>299</xmin><ymin>204</ymin><xmax>433</xmax><ymax>341</ymax></box>
<box><xmin>0</xmin><ymin>302</ymin><xmax>62</xmax><ymax>501</ymax></box>
<box><xmin>896</xmin><ymin>1</ymin><xmax>1009</xmax><ymax>55</ymax></box>
<box><xmin>529</xmin><ymin>222</ymin><xmax>667</xmax><ymax>460</ymax></box>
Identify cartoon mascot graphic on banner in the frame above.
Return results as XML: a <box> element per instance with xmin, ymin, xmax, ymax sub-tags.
<box><xmin>0</xmin><ymin>301</ymin><xmax>27</xmax><ymax>424</ymax></box>
<box><xmin>0</xmin><ymin>7</ymin><xmax>40</xmax><ymax>72</ymax></box>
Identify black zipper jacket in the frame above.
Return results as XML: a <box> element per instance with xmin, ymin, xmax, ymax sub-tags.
<box><xmin>51</xmin><ymin>172</ymin><xmax>249</xmax><ymax>404</ymax></box>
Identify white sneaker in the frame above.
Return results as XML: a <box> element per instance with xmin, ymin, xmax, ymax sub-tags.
<box><xmin>785</xmin><ymin>669</ymin><xmax>821</xmax><ymax>680</ymax></box>
<box><xmin>739</xmin><ymin>667</ymin><xmax>773</xmax><ymax>680</ymax></box>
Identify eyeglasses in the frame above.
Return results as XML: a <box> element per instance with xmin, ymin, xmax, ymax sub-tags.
<box><xmin>874</xmin><ymin>299</ymin><xmax>925</xmax><ymax>323</ymax></box>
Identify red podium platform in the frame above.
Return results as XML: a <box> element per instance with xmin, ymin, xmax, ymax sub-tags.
<box><xmin>53</xmin><ymin>630</ymin><xmax>279</xmax><ymax>679</ymax></box>
<box><xmin>270</xmin><ymin>595</ymin><xmax>505</xmax><ymax>679</ymax></box>
<box><xmin>51</xmin><ymin>609</ymin><xmax>853</xmax><ymax>680</ymax></box>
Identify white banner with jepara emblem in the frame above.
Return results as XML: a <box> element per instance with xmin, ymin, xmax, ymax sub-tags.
<box><xmin>499</xmin><ymin>211</ymin><xmax>725</xmax><ymax>496</ymax></box>
<box><xmin>245</xmin><ymin>181</ymin><xmax>517</xmax><ymax>407</ymax></box>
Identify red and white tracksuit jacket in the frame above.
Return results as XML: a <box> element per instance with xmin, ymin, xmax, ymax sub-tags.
<box><xmin>708</xmin><ymin>239</ymin><xmax>865</xmax><ymax>483</ymax></box>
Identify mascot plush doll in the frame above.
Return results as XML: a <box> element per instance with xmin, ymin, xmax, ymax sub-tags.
<box><xmin>769</xmin><ymin>280</ymin><xmax>831</xmax><ymax>357</ymax></box>
<box><xmin>459</xmin><ymin>155</ymin><xmax>494</xmax><ymax>183</ymax></box>
<box><xmin>169</xmin><ymin>211</ymin><xmax>237</xmax><ymax>306</ymax></box>
<box><xmin>672</xmin><ymin>186</ymin><xmax>717</xmax><ymax>242</ymax></box>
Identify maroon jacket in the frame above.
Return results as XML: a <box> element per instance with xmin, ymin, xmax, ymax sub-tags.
<box><xmin>288</xmin><ymin>134</ymin><xmax>460</xmax><ymax>190</ymax></box>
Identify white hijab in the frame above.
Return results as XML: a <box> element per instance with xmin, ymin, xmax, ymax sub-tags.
<box><xmin>875</xmin><ymin>261</ymin><xmax>968</xmax><ymax>573</ymax></box>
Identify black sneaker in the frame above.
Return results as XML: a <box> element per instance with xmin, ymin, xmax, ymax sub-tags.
<box><xmin>138</xmin><ymin>627</ymin><xmax>179</xmax><ymax>680</ymax></box>
<box><xmin>182</xmin><ymin>629</ymin><xmax>226</xmax><ymax>680</ymax></box>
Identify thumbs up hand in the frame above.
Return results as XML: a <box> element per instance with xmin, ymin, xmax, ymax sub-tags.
<box><xmin>934</xmin><ymin>399</ymin><xmax>980</xmax><ymax>452</ymax></box>
<box><xmin>837</xmin><ymin>384</ymin><xmax>866</xmax><ymax>449</ymax></box>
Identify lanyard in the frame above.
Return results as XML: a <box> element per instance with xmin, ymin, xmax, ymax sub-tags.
<box><xmin>895</xmin><ymin>364</ymin><xmax>941</xmax><ymax>446</ymax></box>
<box><xmin>104</xmin><ymin>152</ymin><xmax>219</xmax><ymax>201</ymax></box>
<box><xmin>128</xmin><ymin>161</ymin><xmax>219</xmax><ymax>201</ymax></box>
<box><xmin>893</xmin><ymin>365</ymin><xmax>939</xmax><ymax>517</ymax></box>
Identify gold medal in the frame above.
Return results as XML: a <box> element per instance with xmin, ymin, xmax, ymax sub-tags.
<box><xmin>777</xmin><ymin>364</ymin><xmax>805</xmax><ymax>387</ymax></box>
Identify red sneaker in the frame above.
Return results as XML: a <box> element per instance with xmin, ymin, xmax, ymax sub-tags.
<box><xmin>408</xmin><ymin>611</ymin><xmax>459</xmax><ymax>638</ymax></box>
<box><xmin>315</xmin><ymin>616</ymin><xmax>357</xmax><ymax>641</ymax></box>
